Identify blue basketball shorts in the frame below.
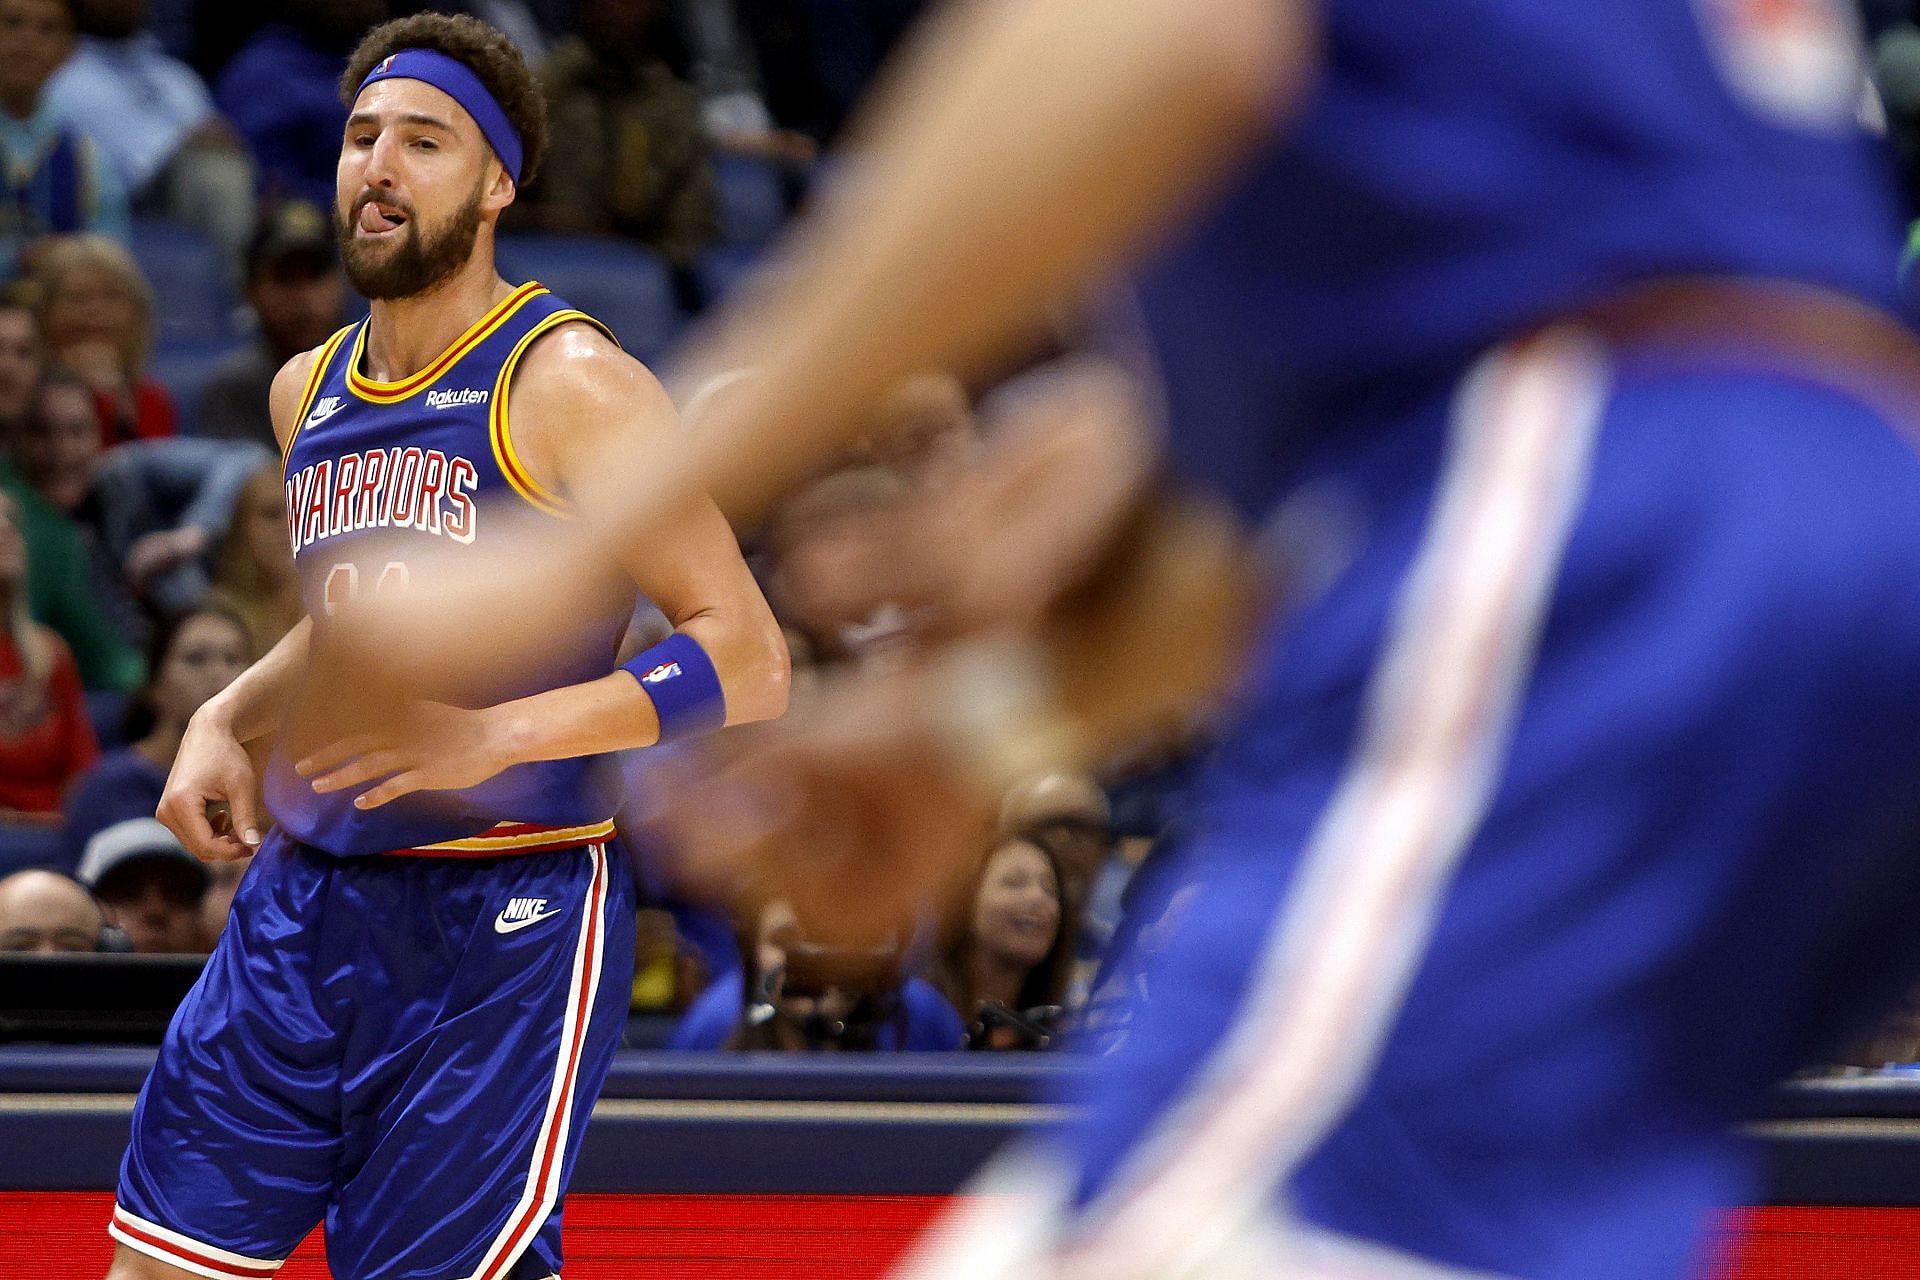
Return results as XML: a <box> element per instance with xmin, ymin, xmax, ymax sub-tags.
<box><xmin>110</xmin><ymin>832</ymin><xmax>637</xmax><ymax>1280</ymax></box>
<box><xmin>896</xmin><ymin>327</ymin><xmax>1920</xmax><ymax>1280</ymax></box>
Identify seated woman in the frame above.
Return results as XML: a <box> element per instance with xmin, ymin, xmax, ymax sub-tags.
<box><xmin>208</xmin><ymin>464</ymin><xmax>301</xmax><ymax>654</ymax></box>
<box><xmin>0</xmin><ymin>491</ymin><xmax>97</xmax><ymax>826</ymax></box>
<box><xmin>932</xmin><ymin>835</ymin><xmax>1076</xmax><ymax>1050</ymax></box>
<box><xmin>33</xmin><ymin>234</ymin><xmax>175</xmax><ymax>445</ymax></box>
<box><xmin>59</xmin><ymin>605</ymin><xmax>251</xmax><ymax>870</ymax></box>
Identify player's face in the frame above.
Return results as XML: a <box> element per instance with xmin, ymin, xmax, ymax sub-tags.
<box><xmin>971</xmin><ymin>840</ymin><xmax>1061</xmax><ymax>972</ymax></box>
<box><xmin>336</xmin><ymin>78</ymin><xmax>508</xmax><ymax>300</ymax></box>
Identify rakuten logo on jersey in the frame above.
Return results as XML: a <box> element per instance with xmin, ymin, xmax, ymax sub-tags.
<box><xmin>425</xmin><ymin>387</ymin><xmax>489</xmax><ymax>410</ymax></box>
<box><xmin>285</xmin><ymin>447</ymin><xmax>481</xmax><ymax>553</ymax></box>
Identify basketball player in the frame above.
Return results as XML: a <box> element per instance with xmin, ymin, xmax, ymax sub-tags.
<box><xmin>508</xmin><ymin>0</ymin><xmax>1920</xmax><ymax>1277</ymax></box>
<box><xmin>103</xmin><ymin>15</ymin><xmax>787</xmax><ymax>1280</ymax></box>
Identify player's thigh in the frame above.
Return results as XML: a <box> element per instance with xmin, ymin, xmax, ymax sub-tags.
<box><xmin>115</xmin><ymin>837</ymin><xmax>345</xmax><ymax>1268</ymax></box>
<box><xmin>323</xmin><ymin>843</ymin><xmax>637</xmax><ymax>1280</ymax></box>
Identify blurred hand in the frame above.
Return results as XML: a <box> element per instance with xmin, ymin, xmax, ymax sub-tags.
<box><xmin>296</xmin><ymin>700</ymin><xmax>519</xmax><ymax>811</ymax></box>
<box><xmin>649</xmin><ymin>668</ymin><xmax>996</xmax><ymax>952</ymax></box>
<box><xmin>157</xmin><ymin>707</ymin><xmax>265</xmax><ymax>861</ymax></box>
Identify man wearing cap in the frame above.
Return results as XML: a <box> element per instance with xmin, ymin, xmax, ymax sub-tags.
<box><xmin>196</xmin><ymin>201</ymin><xmax>347</xmax><ymax>450</ymax></box>
<box><xmin>76</xmin><ymin>816</ymin><xmax>206</xmax><ymax>954</ymax></box>
<box><xmin>103</xmin><ymin>13</ymin><xmax>787</xmax><ymax>1280</ymax></box>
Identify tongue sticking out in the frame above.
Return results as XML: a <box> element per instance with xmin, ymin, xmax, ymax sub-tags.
<box><xmin>360</xmin><ymin>203</ymin><xmax>405</xmax><ymax>234</ymax></box>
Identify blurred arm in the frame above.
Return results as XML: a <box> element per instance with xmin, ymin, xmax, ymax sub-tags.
<box><xmin>602</xmin><ymin>0</ymin><xmax>1313</xmax><ymax>528</ymax></box>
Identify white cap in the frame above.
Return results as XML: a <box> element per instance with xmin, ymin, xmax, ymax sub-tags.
<box><xmin>77</xmin><ymin>818</ymin><xmax>207</xmax><ymax>892</ymax></box>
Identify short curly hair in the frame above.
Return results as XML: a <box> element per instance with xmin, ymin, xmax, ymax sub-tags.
<box><xmin>340</xmin><ymin>13</ymin><xmax>549</xmax><ymax>187</ymax></box>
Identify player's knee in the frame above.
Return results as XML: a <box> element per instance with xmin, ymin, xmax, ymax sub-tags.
<box><xmin>105</xmin><ymin>1243</ymin><xmax>204</xmax><ymax>1280</ymax></box>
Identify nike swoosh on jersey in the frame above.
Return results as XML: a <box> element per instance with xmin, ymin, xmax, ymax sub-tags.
<box><xmin>494</xmin><ymin>907</ymin><xmax>564</xmax><ymax>934</ymax></box>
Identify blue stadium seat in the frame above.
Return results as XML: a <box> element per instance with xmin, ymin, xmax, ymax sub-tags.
<box><xmin>86</xmin><ymin>690</ymin><xmax>131</xmax><ymax>752</ymax></box>
<box><xmin>148</xmin><ymin>337</ymin><xmax>248</xmax><ymax>437</ymax></box>
<box><xmin>127</xmin><ymin>218</ymin><xmax>235</xmax><ymax>345</ymax></box>
<box><xmin>496</xmin><ymin>234</ymin><xmax>685</xmax><ymax>356</ymax></box>
<box><xmin>713</xmin><ymin>154</ymin><xmax>787</xmax><ymax>247</ymax></box>
<box><xmin>0</xmin><ymin>824</ymin><xmax>63</xmax><ymax>878</ymax></box>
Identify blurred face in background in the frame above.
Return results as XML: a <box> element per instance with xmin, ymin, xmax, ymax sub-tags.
<box><xmin>0</xmin><ymin>494</ymin><xmax>26</xmax><ymax>596</ymax></box>
<box><xmin>42</xmin><ymin>262</ymin><xmax>141</xmax><ymax>366</ymax></box>
<box><xmin>14</xmin><ymin>381</ymin><xmax>100</xmax><ymax>511</ymax></box>
<box><xmin>237</xmin><ymin>467</ymin><xmax>295</xmax><ymax>585</ymax></box>
<box><xmin>0</xmin><ymin>0</ymin><xmax>75</xmax><ymax>115</ymax></box>
<box><xmin>0</xmin><ymin>871</ymin><xmax>103</xmax><ymax>953</ymax></box>
<box><xmin>972</xmin><ymin>840</ymin><xmax>1061</xmax><ymax>974</ymax></box>
<box><xmin>96</xmin><ymin>859</ymin><xmax>206</xmax><ymax>954</ymax></box>
<box><xmin>147</xmin><ymin>612</ymin><xmax>250</xmax><ymax>738</ymax></box>
<box><xmin>576</xmin><ymin>0</ymin><xmax>668</xmax><ymax>62</ymax></box>
<box><xmin>250</xmin><ymin>257</ymin><xmax>345</xmax><ymax>359</ymax></box>
<box><xmin>0</xmin><ymin>306</ymin><xmax>40</xmax><ymax>424</ymax></box>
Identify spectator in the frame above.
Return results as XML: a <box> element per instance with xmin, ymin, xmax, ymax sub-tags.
<box><xmin>75</xmin><ymin>814</ymin><xmax>206</xmax><ymax>952</ymax></box>
<box><xmin>0</xmin><ymin>866</ymin><xmax>105</xmax><ymax>950</ymax></box>
<box><xmin>999</xmin><ymin>771</ymin><xmax>1113</xmax><ymax>908</ymax></box>
<box><xmin>0</xmin><ymin>0</ymin><xmax>129</xmax><ymax>278</ymax></box>
<box><xmin>199</xmin><ymin>202</ymin><xmax>345</xmax><ymax>449</ymax></box>
<box><xmin>676</xmin><ymin>0</ymin><xmax>818</xmax><ymax>169</ymax></box>
<box><xmin>214</xmin><ymin>0</ymin><xmax>387</xmax><ymax>211</ymax></box>
<box><xmin>0</xmin><ymin>489</ymin><xmax>98</xmax><ymax>822</ymax></box>
<box><xmin>34</xmin><ymin>233</ymin><xmax>175</xmax><ymax>443</ymax></box>
<box><xmin>931</xmin><ymin>837</ymin><xmax>1074</xmax><ymax>1051</ymax></box>
<box><xmin>670</xmin><ymin>896</ymin><xmax>965</xmax><ymax>1051</ymax></box>
<box><xmin>12</xmin><ymin>366</ymin><xmax>273</xmax><ymax>616</ymax></box>
<box><xmin>0</xmin><ymin>303</ymin><xmax>144</xmax><ymax>687</ymax></box>
<box><xmin>60</xmin><ymin>603</ymin><xmax>249</xmax><ymax>868</ymax></box>
<box><xmin>43</xmin><ymin>0</ymin><xmax>257</xmax><ymax>272</ymax></box>
<box><xmin>526</xmin><ymin>0</ymin><xmax>719</xmax><ymax>269</ymax></box>
<box><xmin>208</xmin><ymin>464</ymin><xmax>299</xmax><ymax>652</ymax></box>
<box><xmin>0</xmin><ymin>288</ymin><xmax>37</xmax><ymax>430</ymax></box>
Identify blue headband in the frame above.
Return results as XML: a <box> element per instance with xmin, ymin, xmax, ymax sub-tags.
<box><xmin>357</xmin><ymin>48</ymin><xmax>524</xmax><ymax>183</ymax></box>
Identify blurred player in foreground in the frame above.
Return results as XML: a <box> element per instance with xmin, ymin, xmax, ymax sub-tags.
<box><xmin>354</xmin><ymin>0</ymin><xmax>1920</xmax><ymax>1277</ymax></box>
<box><xmin>105</xmin><ymin>15</ymin><xmax>786</xmax><ymax>1280</ymax></box>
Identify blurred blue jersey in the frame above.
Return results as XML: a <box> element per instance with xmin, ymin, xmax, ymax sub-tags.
<box><xmin>1145</xmin><ymin>0</ymin><xmax>1906</xmax><ymax>518</ymax></box>
<box><xmin>266</xmin><ymin>283</ymin><xmax>631</xmax><ymax>856</ymax></box>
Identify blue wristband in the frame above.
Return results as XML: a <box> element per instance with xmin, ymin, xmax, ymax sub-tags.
<box><xmin>621</xmin><ymin>633</ymin><xmax>727</xmax><ymax>743</ymax></box>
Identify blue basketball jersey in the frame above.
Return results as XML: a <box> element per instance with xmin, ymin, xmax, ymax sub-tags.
<box><xmin>267</xmin><ymin>282</ymin><xmax>631</xmax><ymax>857</ymax></box>
<box><xmin>1144</xmin><ymin>0</ymin><xmax>1907</xmax><ymax>519</ymax></box>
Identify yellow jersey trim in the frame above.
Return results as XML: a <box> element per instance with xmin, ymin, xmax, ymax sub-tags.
<box><xmin>488</xmin><ymin>309</ymin><xmax>619</xmax><ymax>519</ymax></box>
<box><xmin>345</xmin><ymin>281</ymin><xmax>548</xmax><ymax>404</ymax></box>
<box><xmin>412</xmin><ymin>818</ymin><xmax>617</xmax><ymax>854</ymax></box>
<box><xmin>281</xmin><ymin>324</ymin><xmax>355</xmax><ymax>477</ymax></box>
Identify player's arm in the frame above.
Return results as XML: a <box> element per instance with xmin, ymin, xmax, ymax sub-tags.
<box><xmin>596</xmin><ymin>0</ymin><xmax>1316</xmax><ymax>529</ymax></box>
<box><xmin>299</xmin><ymin>327</ymin><xmax>790</xmax><ymax>810</ymax></box>
<box><xmin>156</xmin><ymin>352</ymin><xmax>318</xmax><ymax>858</ymax></box>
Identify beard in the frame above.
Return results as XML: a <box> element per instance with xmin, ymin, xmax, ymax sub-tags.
<box><xmin>335</xmin><ymin>181</ymin><xmax>485</xmax><ymax>301</ymax></box>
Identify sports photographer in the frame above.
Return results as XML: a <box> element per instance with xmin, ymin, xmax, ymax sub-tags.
<box><xmin>669</xmin><ymin>896</ymin><xmax>965</xmax><ymax>1051</ymax></box>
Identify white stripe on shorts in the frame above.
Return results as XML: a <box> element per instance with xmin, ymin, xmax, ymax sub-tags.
<box><xmin>462</xmin><ymin>842</ymin><xmax>610</xmax><ymax>1280</ymax></box>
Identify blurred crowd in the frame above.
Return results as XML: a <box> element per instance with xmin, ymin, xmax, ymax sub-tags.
<box><xmin>11</xmin><ymin>0</ymin><xmax>1920</xmax><ymax>1065</ymax></box>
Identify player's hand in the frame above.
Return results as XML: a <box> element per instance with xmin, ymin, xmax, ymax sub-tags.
<box><xmin>157</xmin><ymin>706</ymin><xmax>265</xmax><ymax>862</ymax></box>
<box><xmin>648</xmin><ymin>670</ymin><xmax>995</xmax><ymax>952</ymax></box>
<box><xmin>296</xmin><ymin>701</ymin><xmax>520</xmax><ymax>810</ymax></box>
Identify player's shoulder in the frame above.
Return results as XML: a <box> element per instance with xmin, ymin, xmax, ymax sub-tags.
<box><xmin>268</xmin><ymin>326</ymin><xmax>355</xmax><ymax>446</ymax></box>
<box><xmin>512</xmin><ymin>316</ymin><xmax>671</xmax><ymax>416</ymax></box>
